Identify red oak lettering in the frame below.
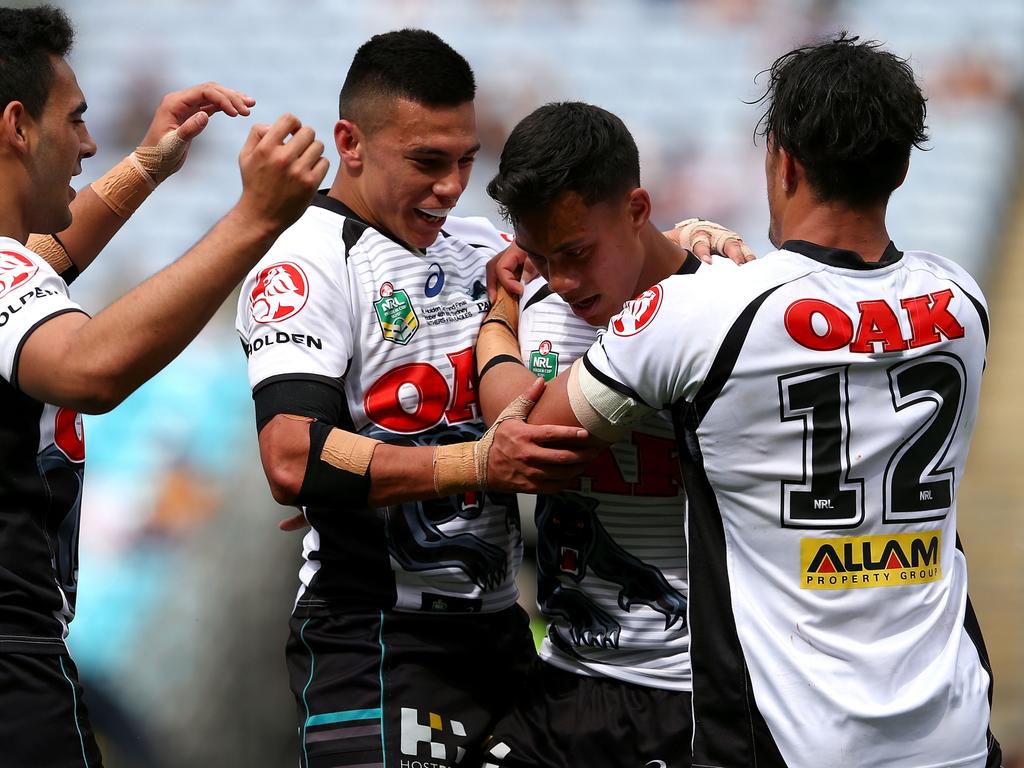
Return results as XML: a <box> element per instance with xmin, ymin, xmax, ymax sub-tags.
<box><xmin>850</xmin><ymin>299</ymin><xmax>907</xmax><ymax>353</ymax></box>
<box><xmin>363</xmin><ymin>347</ymin><xmax>477</xmax><ymax>433</ymax></box>
<box><xmin>784</xmin><ymin>299</ymin><xmax>853</xmax><ymax>351</ymax></box>
<box><xmin>787</xmin><ymin>291</ymin><xmax>965</xmax><ymax>353</ymax></box>
<box><xmin>574</xmin><ymin>432</ymin><xmax>681</xmax><ymax>497</ymax></box>
<box><xmin>900</xmin><ymin>289</ymin><xmax>966</xmax><ymax>348</ymax></box>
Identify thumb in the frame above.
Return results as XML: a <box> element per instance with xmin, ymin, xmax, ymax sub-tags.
<box><xmin>521</xmin><ymin>376</ymin><xmax>546</xmax><ymax>407</ymax></box>
<box><xmin>175</xmin><ymin>110</ymin><xmax>210</xmax><ymax>143</ymax></box>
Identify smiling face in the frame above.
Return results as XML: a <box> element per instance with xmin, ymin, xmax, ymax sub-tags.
<box><xmin>514</xmin><ymin>189</ymin><xmax>648</xmax><ymax>327</ymax></box>
<box><xmin>349</xmin><ymin>97</ymin><xmax>478</xmax><ymax>250</ymax></box>
<box><xmin>25</xmin><ymin>55</ymin><xmax>95</xmax><ymax>234</ymax></box>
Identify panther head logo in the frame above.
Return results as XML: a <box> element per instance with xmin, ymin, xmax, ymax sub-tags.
<box><xmin>0</xmin><ymin>250</ymin><xmax>38</xmax><ymax>299</ymax></box>
<box><xmin>612</xmin><ymin>285</ymin><xmax>663</xmax><ymax>337</ymax></box>
<box><xmin>249</xmin><ymin>262</ymin><xmax>309</xmax><ymax>324</ymax></box>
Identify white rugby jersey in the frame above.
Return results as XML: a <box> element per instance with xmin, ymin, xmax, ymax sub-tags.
<box><xmin>578</xmin><ymin>241</ymin><xmax>996</xmax><ymax>767</ymax></box>
<box><xmin>519</xmin><ymin>272</ymin><xmax>693</xmax><ymax>691</ymax></box>
<box><xmin>236</xmin><ymin>194</ymin><xmax>522</xmax><ymax>614</ymax></box>
<box><xmin>0</xmin><ymin>238</ymin><xmax>88</xmax><ymax>654</ymax></box>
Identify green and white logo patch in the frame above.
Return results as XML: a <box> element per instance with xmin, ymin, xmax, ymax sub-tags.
<box><xmin>374</xmin><ymin>282</ymin><xmax>418</xmax><ymax>345</ymax></box>
<box><xmin>528</xmin><ymin>340</ymin><xmax>558</xmax><ymax>380</ymax></box>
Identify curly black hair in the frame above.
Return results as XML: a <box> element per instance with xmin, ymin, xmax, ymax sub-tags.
<box><xmin>756</xmin><ymin>32</ymin><xmax>928</xmax><ymax>206</ymax></box>
<box><xmin>487</xmin><ymin>101</ymin><xmax>640</xmax><ymax>227</ymax></box>
<box><xmin>338</xmin><ymin>29</ymin><xmax>475</xmax><ymax>127</ymax></box>
<box><xmin>0</xmin><ymin>5</ymin><xmax>75</xmax><ymax>118</ymax></box>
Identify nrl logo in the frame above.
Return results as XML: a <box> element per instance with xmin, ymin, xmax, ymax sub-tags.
<box><xmin>375</xmin><ymin>282</ymin><xmax>419</xmax><ymax>345</ymax></box>
<box><xmin>0</xmin><ymin>250</ymin><xmax>38</xmax><ymax>299</ymax></box>
<box><xmin>249</xmin><ymin>262</ymin><xmax>308</xmax><ymax>324</ymax></box>
<box><xmin>528</xmin><ymin>340</ymin><xmax>558</xmax><ymax>381</ymax></box>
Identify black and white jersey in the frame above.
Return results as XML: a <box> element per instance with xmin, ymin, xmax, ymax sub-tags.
<box><xmin>0</xmin><ymin>238</ymin><xmax>88</xmax><ymax>655</ymax></box>
<box><xmin>519</xmin><ymin>273</ymin><xmax>694</xmax><ymax>692</ymax></box>
<box><xmin>236</xmin><ymin>194</ymin><xmax>522</xmax><ymax>614</ymax></box>
<box><xmin>576</xmin><ymin>241</ymin><xmax>996</xmax><ymax>767</ymax></box>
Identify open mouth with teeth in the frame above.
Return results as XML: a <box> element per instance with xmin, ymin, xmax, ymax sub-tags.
<box><xmin>569</xmin><ymin>295</ymin><xmax>599</xmax><ymax>315</ymax></box>
<box><xmin>415</xmin><ymin>207</ymin><xmax>451</xmax><ymax>225</ymax></box>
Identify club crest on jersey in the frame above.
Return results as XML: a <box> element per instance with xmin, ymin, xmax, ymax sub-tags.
<box><xmin>612</xmin><ymin>285</ymin><xmax>663</xmax><ymax>336</ymax></box>
<box><xmin>375</xmin><ymin>282</ymin><xmax>419</xmax><ymax>345</ymax></box>
<box><xmin>249</xmin><ymin>262</ymin><xmax>308</xmax><ymax>324</ymax></box>
<box><xmin>0</xmin><ymin>250</ymin><xmax>38</xmax><ymax>299</ymax></box>
<box><xmin>800</xmin><ymin>530</ymin><xmax>941</xmax><ymax>590</ymax></box>
<box><xmin>529</xmin><ymin>340</ymin><xmax>558</xmax><ymax>381</ymax></box>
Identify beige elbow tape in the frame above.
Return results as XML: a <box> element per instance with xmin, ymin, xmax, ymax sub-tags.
<box><xmin>25</xmin><ymin>234</ymin><xmax>73</xmax><ymax>274</ymax></box>
<box><xmin>91</xmin><ymin>129</ymin><xmax>188</xmax><ymax>218</ymax></box>
<box><xmin>432</xmin><ymin>387</ymin><xmax>538</xmax><ymax>496</ymax></box>
<box><xmin>567</xmin><ymin>359</ymin><xmax>634</xmax><ymax>443</ymax></box>
<box><xmin>321</xmin><ymin>429</ymin><xmax>381</xmax><ymax>475</ymax></box>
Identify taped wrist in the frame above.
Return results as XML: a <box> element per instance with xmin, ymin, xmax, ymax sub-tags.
<box><xmin>297</xmin><ymin>421</ymin><xmax>381</xmax><ymax>508</ymax></box>
<box><xmin>25</xmin><ymin>233</ymin><xmax>79</xmax><ymax>283</ymax></box>
<box><xmin>91</xmin><ymin>129</ymin><xmax>188</xmax><ymax>218</ymax></box>
<box><xmin>432</xmin><ymin>386</ymin><xmax>538</xmax><ymax>496</ymax></box>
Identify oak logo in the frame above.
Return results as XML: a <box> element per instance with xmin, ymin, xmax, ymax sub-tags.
<box><xmin>0</xmin><ymin>250</ymin><xmax>38</xmax><ymax>299</ymax></box>
<box><xmin>249</xmin><ymin>262</ymin><xmax>308</xmax><ymax>324</ymax></box>
<box><xmin>801</xmin><ymin>530</ymin><xmax>941</xmax><ymax>589</ymax></box>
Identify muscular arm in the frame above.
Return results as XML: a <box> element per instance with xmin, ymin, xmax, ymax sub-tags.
<box><xmin>29</xmin><ymin>82</ymin><xmax>255</xmax><ymax>276</ymax></box>
<box><xmin>17</xmin><ymin>115</ymin><xmax>328</xmax><ymax>413</ymax></box>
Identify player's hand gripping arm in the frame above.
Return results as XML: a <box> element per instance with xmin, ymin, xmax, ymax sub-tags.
<box><xmin>27</xmin><ymin>82</ymin><xmax>256</xmax><ymax>278</ymax></box>
<box><xmin>16</xmin><ymin>114</ymin><xmax>328</xmax><ymax>413</ymax></box>
<box><xmin>260</xmin><ymin>377</ymin><xmax>598</xmax><ymax>521</ymax></box>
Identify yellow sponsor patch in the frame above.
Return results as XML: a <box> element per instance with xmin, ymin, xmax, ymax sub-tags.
<box><xmin>800</xmin><ymin>530</ymin><xmax>941</xmax><ymax>590</ymax></box>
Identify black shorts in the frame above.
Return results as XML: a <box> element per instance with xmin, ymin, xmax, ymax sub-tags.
<box><xmin>0</xmin><ymin>652</ymin><xmax>104</xmax><ymax>768</ymax></box>
<box><xmin>286</xmin><ymin>604</ymin><xmax>537</xmax><ymax>768</ymax></box>
<box><xmin>480</xmin><ymin>659</ymin><xmax>692</xmax><ymax>768</ymax></box>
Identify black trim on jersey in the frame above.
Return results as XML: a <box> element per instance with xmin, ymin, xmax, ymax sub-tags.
<box><xmin>677</xmin><ymin>250</ymin><xmax>701</xmax><ymax>275</ymax></box>
<box><xmin>693</xmin><ymin>284</ymin><xmax>787</xmax><ymax>422</ymax></box>
<box><xmin>955</xmin><ymin>534</ymin><xmax>1004</xmax><ymax>766</ymax></box>
<box><xmin>671</xmin><ymin>401</ymin><xmax>787</xmax><ymax>768</ymax></box>
<box><xmin>581</xmin><ymin>353</ymin><xmax>652</xmax><ymax>408</ymax></box>
<box><xmin>950</xmin><ymin>279</ymin><xmax>990</xmax><ymax>345</ymax></box>
<box><xmin>52</xmin><ymin>236</ymin><xmax>80</xmax><ymax>285</ymax></box>
<box><xmin>251</xmin><ymin>371</ymin><xmax>345</xmax><ymax>397</ymax></box>
<box><xmin>10</xmin><ymin>308</ymin><xmax>88</xmax><ymax>391</ymax></box>
<box><xmin>522</xmin><ymin>284</ymin><xmax>554</xmax><ymax>313</ymax></box>
<box><xmin>310</xmin><ymin>190</ymin><xmax>420</xmax><ymax>254</ymax></box>
<box><xmin>253</xmin><ymin>377</ymin><xmax>352</xmax><ymax>433</ymax></box>
<box><xmin>782</xmin><ymin>239</ymin><xmax>903</xmax><ymax>270</ymax></box>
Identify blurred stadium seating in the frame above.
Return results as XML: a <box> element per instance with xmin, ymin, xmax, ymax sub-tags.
<box><xmin>46</xmin><ymin>0</ymin><xmax>1023</xmax><ymax>764</ymax></box>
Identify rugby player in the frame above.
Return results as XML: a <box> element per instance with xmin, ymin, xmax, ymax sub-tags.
<box><xmin>480</xmin><ymin>34</ymin><xmax>1002</xmax><ymax>767</ymax></box>
<box><xmin>0</xmin><ymin>5</ymin><xmax>327</xmax><ymax>766</ymax></box>
<box><xmin>474</xmin><ymin>102</ymin><xmax>749</xmax><ymax>768</ymax></box>
<box><xmin>234</xmin><ymin>30</ymin><xmax>605</xmax><ymax>768</ymax></box>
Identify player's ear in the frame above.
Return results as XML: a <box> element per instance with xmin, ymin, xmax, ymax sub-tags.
<box><xmin>627</xmin><ymin>187</ymin><xmax>652</xmax><ymax>232</ymax></box>
<box><xmin>334</xmin><ymin>119</ymin><xmax>363</xmax><ymax>171</ymax></box>
<box><xmin>0</xmin><ymin>101</ymin><xmax>31</xmax><ymax>155</ymax></box>
<box><xmin>893</xmin><ymin>158</ymin><xmax>910</xmax><ymax>192</ymax></box>
<box><xmin>778</xmin><ymin>146</ymin><xmax>798</xmax><ymax>196</ymax></box>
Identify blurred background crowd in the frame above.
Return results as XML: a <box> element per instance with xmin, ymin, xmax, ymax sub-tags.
<box><xmin>18</xmin><ymin>0</ymin><xmax>1024</xmax><ymax>765</ymax></box>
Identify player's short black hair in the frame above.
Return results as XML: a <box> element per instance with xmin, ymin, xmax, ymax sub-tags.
<box><xmin>756</xmin><ymin>32</ymin><xmax>928</xmax><ymax>207</ymax></box>
<box><xmin>338</xmin><ymin>29</ymin><xmax>475</xmax><ymax>128</ymax></box>
<box><xmin>0</xmin><ymin>5</ymin><xmax>74</xmax><ymax>118</ymax></box>
<box><xmin>487</xmin><ymin>101</ymin><xmax>640</xmax><ymax>226</ymax></box>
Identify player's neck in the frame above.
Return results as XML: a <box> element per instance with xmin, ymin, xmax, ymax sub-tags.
<box><xmin>638</xmin><ymin>221</ymin><xmax>687</xmax><ymax>290</ymax></box>
<box><xmin>0</xmin><ymin>181</ymin><xmax>30</xmax><ymax>244</ymax></box>
<box><xmin>781</xmin><ymin>202</ymin><xmax>892</xmax><ymax>263</ymax></box>
<box><xmin>326</xmin><ymin>175</ymin><xmax>382</xmax><ymax>234</ymax></box>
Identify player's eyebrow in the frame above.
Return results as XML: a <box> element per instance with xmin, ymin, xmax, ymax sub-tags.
<box><xmin>552</xmin><ymin>237</ymin><xmax>587</xmax><ymax>253</ymax></box>
<box><xmin>70</xmin><ymin>100</ymin><xmax>87</xmax><ymax>118</ymax></box>
<box><xmin>407</xmin><ymin>143</ymin><xmax>481</xmax><ymax>158</ymax></box>
<box><xmin>514</xmin><ymin>239</ymin><xmax>543</xmax><ymax>260</ymax></box>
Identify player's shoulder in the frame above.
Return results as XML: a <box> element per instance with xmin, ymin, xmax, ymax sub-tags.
<box><xmin>436</xmin><ymin>215</ymin><xmax>512</xmax><ymax>255</ymax></box>
<box><xmin>520</xmin><ymin>275</ymin><xmax>562</xmax><ymax>312</ymax></box>
<box><xmin>902</xmin><ymin>249</ymin><xmax>986</xmax><ymax>296</ymax></box>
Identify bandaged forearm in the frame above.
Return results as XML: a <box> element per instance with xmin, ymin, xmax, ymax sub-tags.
<box><xmin>567</xmin><ymin>359</ymin><xmax>654</xmax><ymax>443</ymax></box>
<box><xmin>25</xmin><ymin>233</ymin><xmax>78</xmax><ymax>282</ymax></box>
<box><xmin>432</xmin><ymin>388</ymin><xmax>536</xmax><ymax>496</ymax></box>
<box><xmin>477</xmin><ymin>286</ymin><xmax>524</xmax><ymax>380</ymax></box>
<box><xmin>91</xmin><ymin>129</ymin><xmax>188</xmax><ymax>218</ymax></box>
<box><xmin>297</xmin><ymin>421</ymin><xmax>382</xmax><ymax>508</ymax></box>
